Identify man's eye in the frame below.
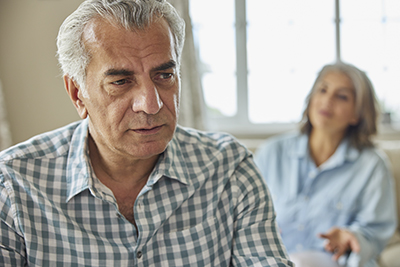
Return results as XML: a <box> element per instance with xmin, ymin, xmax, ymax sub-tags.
<box><xmin>159</xmin><ymin>73</ymin><xmax>173</xmax><ymax>80</ymax></box>
<box><xmin>112</xmin><ymin>79</ymin><xmax>128</xmax><ymax>85</ymax></box>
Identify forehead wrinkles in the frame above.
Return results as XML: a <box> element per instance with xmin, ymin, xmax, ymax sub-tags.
<box><xmin>83</xmin><ymin>18</ymin><xmax>175</xmax><ymax>68</ymax></box>
<box><xmin>83</xmin><ymin>16</ymin><xmax>172</xmax><ymax>44</ymax></box>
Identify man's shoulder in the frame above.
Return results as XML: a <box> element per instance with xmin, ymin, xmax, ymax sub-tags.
<box><xmin>174</xmin><ymin>125</ymin><xmax>249</xmax><ymax>156</ymax></box>
<box><xmin>0</xmin><ymin>120</ymin><xmax>83</xmax><ymax>163</ymax></box>
<box><xmin>172</xmin><ymin>126</ymin><xmax>261</xmax><ymax>189</ymax></box>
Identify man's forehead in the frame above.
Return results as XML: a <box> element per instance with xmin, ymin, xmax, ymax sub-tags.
<box><xmin>84</xmin><ymin>18</ymin><xmax>176</xmax><ymax>58</ymax></box>
<box><xmin>82</xmin><ymin>18</ymin><xmax>105</xmax><ymax>44</ymax></box>
<box><xmin>82</xmin><ymin>17</ymin><xmax>177</xmax><ymax>72</ymax></box>
<box><xmin>82</xmin><ymin>17</ymin><xmax>172</xmax><ymax>46</ymax></box>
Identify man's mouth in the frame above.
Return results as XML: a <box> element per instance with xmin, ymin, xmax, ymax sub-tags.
<box><xmin>132</xmin><ymin>125</ymin><xmax>163</xmax><ymax>135</ymax></box>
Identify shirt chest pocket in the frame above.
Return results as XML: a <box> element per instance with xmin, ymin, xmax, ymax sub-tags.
<box><xmin>154</xmin><ymin>216</ymin><xmax>227</xmax><ymax>266</ymax></box>
<box><xmin>325</xmin><ymin>196</ymin><xmax>359</xmax><ymax>225</ymax></box>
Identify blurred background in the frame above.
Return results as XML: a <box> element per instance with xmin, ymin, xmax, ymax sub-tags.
<box><xmin>1</xmin><ymin>0</ymin><xmax>400</xmax><ymax>149</ymax></box>
<box><xmin>0</xmin><ymin>0</ymin><xmax>83</xmax><ymax>148</ymax></box>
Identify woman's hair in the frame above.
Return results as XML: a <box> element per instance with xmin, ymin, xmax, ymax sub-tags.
<box><xmin>300</xmin><ymin>62</ymin><xmax>380</xmax><ymax>149</ymax></box>
<box><xmin>56</xmin><ymin>0</ymin><xmax>185</xmax><ymax>95</ymax></box>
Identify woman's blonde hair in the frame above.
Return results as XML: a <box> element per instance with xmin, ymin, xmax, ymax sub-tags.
<box><xmin>300</xmin><ymin>62</ymin><xmax>380</xmax><ymax>149</ymax></box>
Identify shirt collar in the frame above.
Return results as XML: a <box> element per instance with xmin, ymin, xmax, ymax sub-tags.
<box><xmin>319</xmin><ymin>137</ymin><xmax>359</xmax><ymax>170</ymax></box>
<box><xmin>289</xmin><ymin>133</ymin><xmax>309</xmax><ymax>158</ymax></box>
<box><xmin>66</xmin><ymin>118</ymin><xmax>92</xmax><ymax>202</ymax></box>
<box><xmin>290</xmin><ymin>133</ymin><xmax>359</xmax><ymax>165</ymax></box>
<box><xmin>148</xmin><ymin>127</ymin><xmax>190</xmax><ymax>186</ymax></box>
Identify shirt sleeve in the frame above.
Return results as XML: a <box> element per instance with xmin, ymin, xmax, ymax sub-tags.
<box><xmin>230</xmin><ymin>154</ymin><xmax>294</xmax><ymax>267</ymax></box>
<box><xmin>343</xmin><ymin>155</ymin><xmax>397</xmax><ymax>267</ymax></box>
<box><xmin>0</xmin><ymin>180</ymin><xmax>27</xmax><ymax>266</ymax></box>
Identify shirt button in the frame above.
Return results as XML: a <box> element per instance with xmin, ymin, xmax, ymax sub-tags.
<box><xmin>298</xmin><ymin>224</ymin><xmax>305</xmax><ymax>231</ymax></box>
<box><xmin>137</xmin><ymin>251</ymin><xmax>143</xmax><ymax>259</ymax></box>
<box><xmin>296</xmin><ymin>244</ymin><xmax>303</xmax><ymax>251</ymax></box>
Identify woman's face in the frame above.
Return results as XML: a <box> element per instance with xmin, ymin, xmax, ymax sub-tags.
<box><xmin>308</xmin><ymin>71</ymin><xmax>359</xmax><ymax>135</ymax></box>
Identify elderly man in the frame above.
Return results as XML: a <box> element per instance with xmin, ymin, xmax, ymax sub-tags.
<box><xmin>0</xmin><ymin>0</ymin><xmax>292</xmax><ymax>266</ymax></box>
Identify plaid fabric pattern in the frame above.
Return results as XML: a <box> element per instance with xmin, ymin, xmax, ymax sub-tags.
<box><xmin>0</xmin><ymin>119</ymin><xmax>293</xmax><ymax>266</ymax></box>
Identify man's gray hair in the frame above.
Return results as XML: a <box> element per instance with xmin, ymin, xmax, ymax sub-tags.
<box><xmin>56</xmin><ymin>0</ymin><xmax>185</xmax><ymax>93</ymax></box>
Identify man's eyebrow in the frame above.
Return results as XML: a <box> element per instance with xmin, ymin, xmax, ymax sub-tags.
<box><xmin>104</xmin><ymin>69</ymin><xmax>134</xmax><ymax>77</ymax></box>
<box><xmin>152</xmin><ymin>60</ymin><xmax>177</xmax><ymax>72</ymax></box>
<box><xmin>103</xmin><ymin>61</ymin><xmax>176</xmax><ymax>77</ymax></box>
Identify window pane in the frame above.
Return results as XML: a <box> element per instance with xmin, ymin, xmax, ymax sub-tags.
<box><xmin>247</xmin><ymin>0</ymin><xmax>336</xmax><ymax>123</ymax></box>
<box><xmin>341</xmin><ymin>0</ymin><xmax>400</xmax><ymax>122</ymax></box>
<box><xmin>189</xmin><ymin>0</ymin><xmax>237</xmax><ymax>117</ymax></box>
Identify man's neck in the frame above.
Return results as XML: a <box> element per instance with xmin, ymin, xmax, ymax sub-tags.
<box><xmin>87</xmin><ymin>136</ymin><xmax>160</xmax><ymax>226</ymax></box>
<box><xmin>87</xmin><ymin>136</ymin><xmax>159</xmax><ymax>191</ymax></box>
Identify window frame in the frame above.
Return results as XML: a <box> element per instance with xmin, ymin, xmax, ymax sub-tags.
<box><xmin>201</xmin><ymin>0</ymin><xmax>399</xmax><ymax>137</ymax></box>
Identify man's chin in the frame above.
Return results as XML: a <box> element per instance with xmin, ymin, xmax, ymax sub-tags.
<box><xmin>127</xmin><ymin>142</ymin><xmax>169</xmax><ymax>161</ymax></box>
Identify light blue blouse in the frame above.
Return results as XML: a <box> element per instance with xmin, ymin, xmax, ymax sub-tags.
<box><xmin>255</xmin><ymin>132</ymin><xmax>397</xmax><ymax>267</ymax></box>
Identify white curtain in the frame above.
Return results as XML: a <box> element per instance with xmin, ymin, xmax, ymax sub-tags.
<box><xmin>0</xmin><ymin>79</ymin><xmax>11</xmax><ymax>150</ymax></box>
<box><xmin>168</xmin><ymin>0</ymin><xmax>207</xmax><ymax>130</ymax></box>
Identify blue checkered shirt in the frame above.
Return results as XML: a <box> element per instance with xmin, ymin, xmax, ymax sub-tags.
<box><xmin>0</xmin><ymin>119</ymin><xmax>292</xmax><ymax>266</ymax></box>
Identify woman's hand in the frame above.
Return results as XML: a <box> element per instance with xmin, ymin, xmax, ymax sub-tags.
<box><xmin>318</xmin><ymin>227</ymin><xmax>360</xmax><ymax>261</ymax></box>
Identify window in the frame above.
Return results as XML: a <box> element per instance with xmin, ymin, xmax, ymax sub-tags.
<box><xmin>190</xmin><ymin>0</ymin><xmax>400</xmax><ymax>136</ymax></box>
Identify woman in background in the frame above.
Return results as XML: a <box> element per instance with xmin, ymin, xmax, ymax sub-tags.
<box><xmin>255</xmin><ymin>62</ymin><xmax>397</xmax><ymax>267</ymax></box>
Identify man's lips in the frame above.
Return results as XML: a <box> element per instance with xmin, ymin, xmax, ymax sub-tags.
<box><xmin>132</xmin><ymin>125</ymin><xmax>163</xmax><ymax>134</ymax></box>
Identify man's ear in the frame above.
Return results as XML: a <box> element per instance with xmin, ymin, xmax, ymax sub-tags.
<box><xmin>64</xmin><ymin>75</ymin><xmax>88</xmax><ymax>119</ymax></box>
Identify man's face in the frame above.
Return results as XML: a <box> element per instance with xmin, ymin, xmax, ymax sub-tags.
<box><xmin>75</xmin><ymin>18</ymin><xmax>180</xmax><ymax>161</ymax></box>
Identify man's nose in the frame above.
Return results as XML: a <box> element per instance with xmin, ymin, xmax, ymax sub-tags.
<box><xmin>132</xmin><ymin>81</ymin><xmax>164</xmax><ymax>114</ymax></box>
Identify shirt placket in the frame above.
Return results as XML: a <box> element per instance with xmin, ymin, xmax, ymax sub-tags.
<box><xmin>133</xmin><ymin>195</ymin><xmax>145</xmax><ymax>265</ymax></box>
<box><xmin>296</xmin><ymin>163</ymin><xmax>320</xmax><ymax>251</ymax></box>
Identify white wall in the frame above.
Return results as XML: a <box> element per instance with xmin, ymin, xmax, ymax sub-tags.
<box><xmin>0</xmin><ymin>0</ymin><xmax>83</xmax><ymax>145</ymax></box>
